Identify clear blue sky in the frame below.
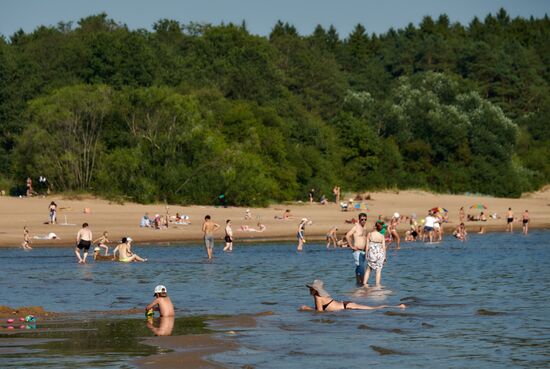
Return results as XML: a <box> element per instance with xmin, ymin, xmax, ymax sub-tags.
<box><xmin>1</xmin><ymin>0</ymin><xmax>549</xmax><ymax>38</ymax></box>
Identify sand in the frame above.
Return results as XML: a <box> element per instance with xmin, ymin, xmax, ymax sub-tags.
<box><xmin>1</xmin><ymin>189</ymin><xmax>549</xmax><ymax>248</ymax></box>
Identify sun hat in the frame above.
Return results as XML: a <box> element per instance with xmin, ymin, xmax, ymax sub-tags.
<box><xmin>154</xmin><ymin>285</ymin><xmax>167</xmax><ymax>294</ymax></box>
<box><xmin>306</xmin><ymin>279</ymin><xmax>330</xmax><ymax>297</ymax></box>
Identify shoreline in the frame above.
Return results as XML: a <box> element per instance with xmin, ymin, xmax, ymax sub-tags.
<box><xmin>0</xmin><ymin>189</ymin><xmax>548</xmax><ymax>248</ymax></box>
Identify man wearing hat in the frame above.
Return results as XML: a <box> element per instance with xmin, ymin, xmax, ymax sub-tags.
<box><xmin>146</xmin><ymin>285</ymin><xmax>174</xmax><ymax>317</ymax></box>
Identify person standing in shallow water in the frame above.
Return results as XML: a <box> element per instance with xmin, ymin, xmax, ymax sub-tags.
<box><xmin>75</xmin><ymin>223</ymin><xmax>92</xmax><ymax>264</ymax></box>
<box><xmin>345</xmin><ymin>212</ymin><xmax>368</xmax><ymax>284</ymax></box>
<box><xmin>223</xmin><ymin>219</ymin><xmax>233</xmax><ymax>252</ymax></box>
<box><xmin>506</xmin><ymin>208</ymin><xmax>514</xmax><ymax>233</ymax></box>
<box><xmin>202</xmin><ymin>215</ymin><xmax>220</xmax><ymax>260</ymax></box>
<box><xmin>297</xmin><ymin>218</ymin><xmax>307</xmax><ymax>251</ymax></box>
<box><xmin>522</xmin><ymin>210</ymin><xmax>529</xmax><ymax>235</ymax></box>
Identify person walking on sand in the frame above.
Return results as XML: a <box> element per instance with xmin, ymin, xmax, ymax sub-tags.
<box><xmin>48</xmin><ymin>201</ymin><xmax>57</xmax><ymax>224</ymax></box>
<box><xmin>506</xmin><ymin>208</ymin><xmax>514</xmax><ymax>233</ymax></box>
<box><xmin>21</xmin><ymin>226</ymin><xmax>32</xmax><ymax>250</ymax></box>
<box><xmin>202</xmin><ymin>215</ymin><xmax>220</xmax><ymax>260</ymax></box>
<box><xmin>345</xmin><ymin>212</ymin><xmax>368</xmax><ymax>284</ymax></box>
<box><xmin>223</xmin><ymin>220</ymin><xmax>233</xmax><ymax>252</ymax></box>
<box><xmin>297</xmin><ymin>218</ymin><xmax>307</xmax><ymax>251</ymax></box>
<box><xmin>522</xmin><ymin>210</ymin><xmax>529</xmax><ymax>235</ymax></box>
<box><xmin>75</xmin><ymin>223</ymin><xmax>92</xmax><ymax>264</ymax></box>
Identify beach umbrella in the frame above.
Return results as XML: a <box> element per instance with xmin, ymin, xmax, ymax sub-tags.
<box><xmin>469</xmin><ymin>204</ymin><xmax>487</xmax><ymax>210</ymax></box>
<box><xmin>429</xmin><ymin>207</ymin><xmax>448</xmax><ymax>213</ymax></box>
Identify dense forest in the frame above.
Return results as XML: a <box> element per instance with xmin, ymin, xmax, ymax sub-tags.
<box><xmin>0</xmin><ymin>9</ymin><xmax>549</xmax><ymax>205</ymax></box>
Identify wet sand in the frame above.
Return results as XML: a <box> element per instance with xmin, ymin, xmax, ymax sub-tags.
<box><xmin>0</xmin><ymin>188</ymin><xmax>549</xmax><ymax>248</ymax></box>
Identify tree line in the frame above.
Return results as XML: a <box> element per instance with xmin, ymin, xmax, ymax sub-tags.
<box><xmin>0</xmin><ymin>8</ymin><xmax>549</xmax><ymax>205</ymax></box>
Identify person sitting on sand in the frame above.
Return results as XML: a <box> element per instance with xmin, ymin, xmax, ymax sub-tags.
<box><xmin>140</xmin><ymin>213</ymin><xmax>151</xmax><ymax>228</ymax></box>
<box><xmin>274</xmin><ymin>209</ymin><xmax>293</xmax><ymax>220</ymax></box>
<box><xmin>239</xmin><ymin>223</ymin><xmax>266</xmax><ymax>232</ymax></box>
<box><xmin>299</xmin><ymin>280</ymin><xmax>406</xmax><ymax>312</ymax></box>
<box><xmin>145</xmin><ymin>285</ymin><xmax>174</xmax><ymax>317</ymax></box>
<box><xmin>113</xmin><ymin>237</ymin><xmax>147</xmax><ymax>262</ymax></box>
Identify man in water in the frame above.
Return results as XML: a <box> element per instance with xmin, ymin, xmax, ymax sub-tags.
<box><xmin>345</xmin><ymin>212</ymin><xmax>368</xmax><ymax>284</ymax></box>
<box><xmin>202</xmin><ymin>215</ymin><xmax>220</xmax><ymax>260</ymax></box>
<box><xmin>75</xmin><ymin>223</ymin><xmax>92</xmax><ymax>264</ymax></box>
<box><xmin>113</xmin><ymin>237</ymin><xmax>147</xmax><ymax>262</ymax></box>
<box><xmin>506</xmin><ymin>208</ymin><xmax>514</xmax><ymax>233</ymax></box>
<box><xmin>522</xmin><ymin>210</ymin><xmax>529</xmax><ymax>235</ymax></box>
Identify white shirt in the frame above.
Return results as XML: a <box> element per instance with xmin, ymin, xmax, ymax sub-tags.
<box><xmin>425</xmin><ymin>216</ymin><xmax>436</xmax><ymax>228</ymax></box>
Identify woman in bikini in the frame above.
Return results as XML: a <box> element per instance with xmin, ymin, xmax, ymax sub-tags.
<box><xmin>300</xmin><ymin>280</ymin><xmax>405</xmax><ymax>312</ymax></box>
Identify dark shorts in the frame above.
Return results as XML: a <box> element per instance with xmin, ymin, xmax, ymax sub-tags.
<box><xmin>424</xmin><ymin>226</ymin><xmax>434</xmax><ymax>232</ymax></box>
<box><xmin>507</xmin><ymin>218</ymin><xmax>514</xmax><ymax>224</ymax></box>
<box><xmin>77</xmin><ymin>240</ymin><xmax>91</xmax><ymax>251</ymax></box>
<box><xmin>225</xmin><ymin>235</ymin><xmax>233</xmax><ymax>243</ymax></box>
<box><xmin>523</xmin><ymin>219</ymin><xmax>529</xmax><ymax>224</ymax></box>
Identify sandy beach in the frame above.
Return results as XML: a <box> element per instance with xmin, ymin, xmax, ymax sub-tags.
<box><xmin>1</xmin><ymin>189</ymin><xmax>549</xmax><ymax>248</ymax></box>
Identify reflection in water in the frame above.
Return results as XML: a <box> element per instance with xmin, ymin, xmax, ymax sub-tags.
<box><xmin>146</xmin><ymin>316</ymin><xmax>175</xmax><ymax>336</ymax></box>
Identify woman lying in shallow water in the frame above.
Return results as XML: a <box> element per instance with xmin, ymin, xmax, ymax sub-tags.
<box><xmin>299</xmin><ymin>280</ymin><xmax>406</xmax><ymax>312</ymax></box>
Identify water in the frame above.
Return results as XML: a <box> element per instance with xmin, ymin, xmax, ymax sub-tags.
<box><xmin>1</xmin><ymin>231</ymin><xmax>549</xmax><ymax>368</ymax></box>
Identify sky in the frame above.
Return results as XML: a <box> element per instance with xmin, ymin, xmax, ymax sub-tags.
<box><xmin>1</xmin><ymin>0</ymin><xmax>549</xmax><ymax>38</ymax></box>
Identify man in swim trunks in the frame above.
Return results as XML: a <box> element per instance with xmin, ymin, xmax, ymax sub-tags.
<box><xmin>75</xmin><ymin>223</ymin><xmax>92</xmax><ymax>264</ymax></box>
<box><xmin>113</xmin><ymin>237</ymin><xmax>147</xmax><ymax>262</ymax></box>
<box><xmin>506</xmin><ymin>208</ymin><xmax>514</xmax><ymax>233</ymax></box>
<box><xmin>345</xmin><ymin>212</ymin><xmax>368</xmax><ymax>284</ymax></box>
<box><xmin>202</xmin><ymin>215</ymin><xmax>220</xmax><ymax>260</ymax></box>
<box><xmin>522</xmin><ymin>210</ymin><xmax>529</xmax><ymax>235</ymax></box>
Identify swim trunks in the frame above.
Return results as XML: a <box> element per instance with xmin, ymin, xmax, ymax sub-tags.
<box><xmin>424</xmin><ymin>226</ymin><xmax>434</xmax><ymax>232</ymax></box>
<box><xmin>204</xmin><ymin>234</ymin><xmax>214</xmax><ymax>249</ymax></box>
<box><xmin>77</xmin><ymin>240</ymin><xmax>91</xmax><ymax>251</ymax></box>
<box><xmin>522</xmin><ymin>219</ymin><xmax>529</xmax><ymax>224</ymax></box>
<box><xmin>507</xmin><ymin>218</ymin><xmax>514</xmax><ymax>224</ymax></box>
<box><xmin>224</xmin><ymin>235</ymin><xmax>233</xmax><ymax>243</ymax></box>
<box><xmin>297</xmin><ymin>231</ymin><xmax>304</xmax><ymax>240</ymax></box>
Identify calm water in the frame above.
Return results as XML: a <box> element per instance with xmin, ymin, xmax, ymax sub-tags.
<box><xmin>1</xmin><ymin>231</ymin><xmax>549</xmax><ymax>368</ymax></box>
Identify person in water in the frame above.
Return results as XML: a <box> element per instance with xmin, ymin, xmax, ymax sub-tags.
<box><xmin>300</xmin><ymin>280</ymin><xmax>406</xmax><ymax>312</ymax></box>
<box><xmin>145</xmin><ymin>285</ymin><xmax>174</xmax><ymax>317</ymax></box>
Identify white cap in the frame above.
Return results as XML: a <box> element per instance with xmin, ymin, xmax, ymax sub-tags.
<box><xmin>393</xmin><ymin>212</ymin><xmax>400</xmax><ymax>219</ymax></box>
<box><xmin>301</xmin><ymin>218</ymin><xmax>308</xmax><ymax>222</ymax></box>
<box><xmin>154</xmin><ymin>285</ymin><xmax>167</xmax><ymax>294</ymax></box>
<box><xmin>126</xmin><ymin>237</ymin><xmax>133</xmax><ymax>242</ymax></box>
<box><xmin>94</xmin><ymin>247</ymin><xmax>101</xmax><ymax>252</ymax></box>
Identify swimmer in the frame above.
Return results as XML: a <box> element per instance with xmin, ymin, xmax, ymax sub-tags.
<box><xmin>299</xmin><ymin>280</ymin><xmax>406</xmax><ymax>312</ymax></box>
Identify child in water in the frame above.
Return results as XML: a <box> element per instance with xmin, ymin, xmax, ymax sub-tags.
<box><xmin>145</xmin><ymin>285</ymin><xmax>174</xmax><ymax>317</ymax></box>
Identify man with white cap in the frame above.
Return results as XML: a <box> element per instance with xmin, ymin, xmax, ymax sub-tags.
<box><xmin>113</xmin><ymin>237</ymin><xmax>147</xmax><ymax>262</ymax></box>
<box><xmin>146</xmin><ymin>285</ymin><xmax>174</xmax><ymax>317</ymax></box>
